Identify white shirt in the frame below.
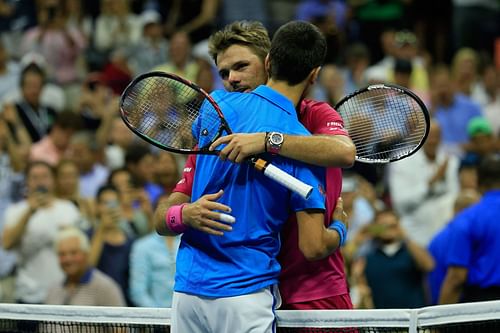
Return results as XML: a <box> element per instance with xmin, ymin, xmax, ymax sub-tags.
<box><xmin>4</xmin><ymin>199</ymin><xmax>81</xmax><ymax>303</ymax></box>
<box><xmin>387</xmin><ymin>149</ymin><xmax>460</xmax><ymax>247</ymax></box>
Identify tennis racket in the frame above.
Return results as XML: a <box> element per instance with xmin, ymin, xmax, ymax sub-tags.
<box><xmin>120</xmin><ymin>71</ymin><xmax>313</xmax><ymax>199</ymax></box>
<box><xmin>335</xmin><ymin>84</ymin><xmax>430</xmax><ymax>163</ymax></box>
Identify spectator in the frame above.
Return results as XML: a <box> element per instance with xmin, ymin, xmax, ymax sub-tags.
<box><xmin>427</xmin><ymin>188</ymin><xmax>481</xmax><ymax>305</ymax></box>
<box><xmin>55</xmin><ymin>159</ymin><xmax>95</xmax><ymax>230</ymax></box>
<box><xmin>46</xmin><ymin>227</ymin><xmax>126</xmax><ymax>306</ymax></box>
<box><xmin>429</xmin><ymin>65</ymin><xmax>482</xmax><ymax>157</ymax></box>
<box><xmin>350</xmin><ymin>1</ymin><xmax>409</xmax><ymax>64</ymax></box>
<box><xmin>20</xmin><ymin>0</ymin><xmax>87</xmax><ymax>110</ymax></box>
<box><xmin>154</xmin><ymin>151</ymin><xmax>179</xmax><ymax>195</ymax></box>
<box><xmin>0</xmin><ymin>38</ymin><xmax>21</xmax><ymax>102</ymax></box>
<box><xmin>100</xmin><ymin>48</ymin><xmax>133</xmax><ymax>95</ymax></box>
<box><xmin>458</xmin><ymin>160</ymin><xmax>479</xmax><ymax>192</ymax></box>
<box><xmin>88</xmin><ymin>185</ymin><xmax>134</xmax><ymax>305</ymax></box>
<box><xmin>29</xmin><ymin>110</ymin><xmax>83</xmax><ymax>166</ymax></box>
<box><xmin>107</xmin><ymin>167</ymin><xmax>153</xmax><ymax>238</ymax></box>
<box><xmin>339</xmin><ymin>43</ymin><xmax>370</xmax><ymax>96</ymax></box>
<box><xmin>388</xmin><ymin>120</ymin><xmax>460</xmax><ymax>247</ymax></box>
<box><xmin>461</xmin><ymin>117</ymin><xmax>498</xmax><ymax>166</ymax></box>
<box><xmin>296</xmin><ymin>0</ymin><xmax>348</xmax><ymax>32</ymax></box>
<box><xmin>451</xmin><ymin>48</ymin><xmax>480</xmax><ymax>98</ymax></box>
<box><xmin>93</xmin><ymin>0</ymin><xmax>141</xmax><ymax>55</ymax></box>
<box><xmin>154</xmin><ymin>31</ymin><xmax>200</xmax><ymax>83</ymax></box>
<box><xmin>129</xmin><ymin>231</ymin><xmax>179</xmax><ymax>307</ymax></box>
<box><xmin>476</xmin><ymin>64</ymin><xmax>500</xmax><ymax>135</ymax></box>
<box><xmin>127</xmin><ymin>10</ymin><xmax>169</xmax><ymax>75</ymax></box>
<box><xmin>2</xmin><ymin>161</ymin><xmax>81</xmax><ymax>303</ymax></box>
<box><xmin>105</xmin><ymin>116</ymin><xmax>136</xmax><ymax>170</ymax></box>
<box><xmin>124</xmin><ymin>144</ymin><xmax>164</xmax><ymax>207</ymax></box>
<box><xmin>77</xmin><ymin>72</ymin><xmax>118</xmax><ymax>147</ymax></box>
<box><xmin>0</xmin><ymin>116</ymin><xmax>25</xmax><ymax>303</ymax></box>
<box><xmin>356</xmin><ymin>209</ymin><xmax>435</xmax><ymax>308</ymax></box>
<box><xmin>65</xmin><ymin>131</ymin><xmax>110</xmax><ymax>199</ymax></box>
<box><xmin>14</xmin><ymin>63</ymin><xmax>57</xmax><ymax>143</ymax></box>
<box><xmin>162</xmin><ymin>0</ymin><xmax>219</xmax><ymax>45</ymax></box>
<box><xmin>439</xmin><ymin>153</ymin><xmax>500</xmax><ymax>303</ymax></box>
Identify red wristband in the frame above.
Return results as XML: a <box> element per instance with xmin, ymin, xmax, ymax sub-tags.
<box><xmin>165</xmin><ymin>203</ymin><xmax>189</xmax><ymax>234</ymax></box>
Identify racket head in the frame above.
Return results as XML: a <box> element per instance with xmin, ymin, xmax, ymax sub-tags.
<box><xmin>119</xmin><ymin>71</ymin><xmax>230</xmax><ymax>155</ymax></box>
<box><xmin>335</xmin><ymin>84</ymin><xmax>430</xmax><ymax>163</ymax></box>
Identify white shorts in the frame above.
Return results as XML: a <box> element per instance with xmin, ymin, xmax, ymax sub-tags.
<box><xmin>171</xmin><ymin>285</ymin><xmax>281</xmax><ymax>333</ymax></box>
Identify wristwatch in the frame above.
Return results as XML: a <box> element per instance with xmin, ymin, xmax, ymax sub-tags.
<box><xmin>266</xmin><ymin>132</ymin><xmax>284</xmax><ymax>154</ymax></box>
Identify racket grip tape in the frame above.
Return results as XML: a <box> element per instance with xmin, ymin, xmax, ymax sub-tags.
<box><xmin>253</xmin><ymin>158</ymin><xmax>313</xmax><ymax>199</ymax></box>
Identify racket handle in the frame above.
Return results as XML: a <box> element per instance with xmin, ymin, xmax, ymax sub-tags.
<box><xmin>253</xmin><ymin>159</ymin><xmax>313</xmax><ymax>199</ymax></box>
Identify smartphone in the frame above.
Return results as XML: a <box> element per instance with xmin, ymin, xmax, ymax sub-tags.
<box><xmin>35</xmin><ymin>185</ymin><xmax>49</xmax><ymax>194</ymax></box>
<box><xmin>106</xmin><ymin>200</ymin><xmax>120</xmax><ymax>209</ymax></box>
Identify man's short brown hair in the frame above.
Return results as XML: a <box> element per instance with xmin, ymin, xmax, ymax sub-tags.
<box><xmin>208</xmin><ymin>21</ymin><xmax>271</xmax><ymax>65</ymax></box>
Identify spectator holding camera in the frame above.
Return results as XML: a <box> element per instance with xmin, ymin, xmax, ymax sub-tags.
<box><xmin>20</xmin><ymin>0</ymin><xmax>86</xmax><ymax>110</ymax></box>
<box><xmin>1</xmin><ymin>161</ymin><xmax>81</xmax><ymax>303</ymax></box>
<box><xmin>354</xmin><ymin>209</ymin><xmax>435</xmax><ymax>308</ymax></box>
<box><xmin>88</xmin><ymin>185</ymin><xmax>134</xmax><ymax>305</ymax></box>
<box><xmin>107</xmin><ymin>167</ymin><xmax>153</xmax><ymax>238</ymax></box>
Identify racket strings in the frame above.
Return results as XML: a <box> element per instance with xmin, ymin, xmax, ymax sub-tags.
<box><xmin>121</xmin><ymin>76</ymin><xmax>223</xmax><ymax>151</ymax></box>
<box><xmin>338</xmin><ymin>88</ymin><xmax>427</xmax><ymax>161</ymax></box>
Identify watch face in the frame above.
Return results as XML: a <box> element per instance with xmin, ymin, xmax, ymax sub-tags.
<box><xmin>270</xmin><ymin>133</ymin><xmax>283</xmax><ymax>145</ymax></box>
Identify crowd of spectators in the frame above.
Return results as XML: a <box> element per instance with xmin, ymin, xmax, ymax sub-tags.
<box><xmin>0</xmin><ymin>0</ymin><xmax>499</xmax><ymax>309</ymax></box>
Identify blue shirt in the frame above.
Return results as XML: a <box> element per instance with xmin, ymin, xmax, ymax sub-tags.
<box><xmin>129</xmin><ymin>233</ymin><xmax>179</xmax><ymax>307</ymax></box>
<box><xmin>433</xmin><ymin>94</ymin><xmax>482</xmax><ymax>146</ymax></box>
<box><xmin>447</xmin><ymin>190</ymin><xmax>500</xmax><ymax>288</ymax></box>
<box><xmin>428</xmin><ymin>224</ymin><xmax>453</xmax><ymax>305</ymax></box>
<box><xmin>175</xmin><ymin>86</ymin><xmax>326</xmax><ymax>297</ymax></box>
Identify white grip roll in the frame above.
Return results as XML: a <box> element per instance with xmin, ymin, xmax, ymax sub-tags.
<box><xmin>263</xmin><ymin>163</ymin><xmax>313</xmax><ymax>199</ymax></box>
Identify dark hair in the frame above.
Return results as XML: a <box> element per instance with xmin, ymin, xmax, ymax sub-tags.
<box><xmin>125</xmin><ymin>143</ymin><xmax>152</xmax><ymax>165</ymax></box>
<box><xmin>53</xmin><ymin>111</ymin><xmax>83</xmax><ymax>131</ymax></box>
<box><xmin>20</xmin><ymin>63</ymin><xmax>46</xmax><ymax>87</ymax></box>
<box><xmin>478</xmin><ymin>153</ymin><xmax>500</xmax><ymax>188</ymax></box>
<box><xmin>96</xmin><ymin>184</ymin><xmax>119</xmax><ymax>202</ymax></box>
<box><xmin>268</xmin><ymin>21</ymin><xmax>326</xmax><ymax>85</ymax></box>
<box><xmin>26</xmin><ymin>160</ymin><xmax>55</xmax><ymax>177</ymax></box>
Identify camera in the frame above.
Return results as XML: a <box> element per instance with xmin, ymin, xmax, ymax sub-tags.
<box><xmin>35</xmin><ymin>185</ymin><xmax>49</xmax><ymax>194</ymax></box>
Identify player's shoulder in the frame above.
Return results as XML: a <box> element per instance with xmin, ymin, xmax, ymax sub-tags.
<box><xmin>210</xmin><ymin>89</ymin><xmax>249</xmax><ymax>103</ymax></box>
<box><xmin>301</xmin><ymin>99</ymin><xmax>339</xmax><ymax>115</ymax></box>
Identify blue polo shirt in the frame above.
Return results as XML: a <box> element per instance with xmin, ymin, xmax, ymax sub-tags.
<box><xmin>447</xmin><ymin>190</ymin><xmax>500</xmax><ymax>288</ymax></box>
<box><xmin>175</xmin><ymin>86</ymin><xmax>326</xmax><ymax>297</ymax></box>
<box><xmin>428</xmin><ymin>224</ymin><xmax>453</xmax><ymax>304</ymax></box>
<box><xmin>433</xmin><ymin>94</ymin><xmax>481</xmax><ymax>146</ymax></box>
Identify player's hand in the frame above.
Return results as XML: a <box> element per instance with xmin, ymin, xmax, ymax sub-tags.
<box><xmin>182</xmin><ymin>190</ymin><xmax>235</xmax><ymax>236</ymax></box>
<box><xmin>209</xmin><ymin>133</ymin><xmax>266</xmax><ymax>163</ymax></box>
<box><xmin>332</xmin><ymin>197</ymin><xmax>348</xmax><ymax>230</ymax></box>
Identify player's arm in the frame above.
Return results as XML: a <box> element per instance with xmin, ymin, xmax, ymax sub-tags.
<box><xmin>154</xmin><ymin>155</ymin><xmax>235</xmax><ymax>236</ymax></box>
<box><xmin>155</xmin><ymin>190</ymin><xmax>234</xmax><ymax>236</ymax></box>
<box><xmin>210</xmin><ymin>132</ymin><xmax>354</xmax><ymax>167</ymax></box>
<box><xmin>296</xmin><ymin>198</ymin><xmax>348</xmax><ymax>261</ymax></box>
<box><xmin>210</xmin><ymin>102</ymin><xmax>356</xmax><ymax>167</ymax></box>
<box><xmin>438</xmin><ymin>266</ymin><xmax>468</xmax><ymax>304</ymax></box>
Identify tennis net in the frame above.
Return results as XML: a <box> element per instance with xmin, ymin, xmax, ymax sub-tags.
<box><xmin>1</xmin><ymin>300</ymin><xmax>499</xmax><ymax>332</ymax></box>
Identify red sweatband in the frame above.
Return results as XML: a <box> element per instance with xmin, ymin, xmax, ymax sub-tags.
<box><xmin>165</xmin><ymin>203</ymin><xmax>189</xmax><ymax>234</ymax></box>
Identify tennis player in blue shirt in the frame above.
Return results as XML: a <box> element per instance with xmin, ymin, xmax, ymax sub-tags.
<box><xmin>155</xmin><ymin>21</ymin><xmax>347</xmax><ymax>333</ymax></box>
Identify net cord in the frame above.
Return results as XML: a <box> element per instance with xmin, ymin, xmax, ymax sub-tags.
<box><xmin>1</xmin><ymin>301</ymin><xmax>500</xmax><ymax>330</ymax></box>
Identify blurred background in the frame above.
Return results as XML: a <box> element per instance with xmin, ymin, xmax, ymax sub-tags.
<box><xmin>0</xmin><ymin>0</ymin><xmax>499</xmax><ymax>309</ymax></box>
